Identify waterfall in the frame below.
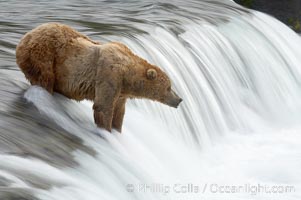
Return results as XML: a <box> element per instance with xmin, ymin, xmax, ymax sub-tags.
<box><xmin>0</xmin><ymin>1</ymin><xmax>301</xmax><ymax>199</ymax></box>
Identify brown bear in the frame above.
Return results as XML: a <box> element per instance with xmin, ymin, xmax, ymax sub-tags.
<box><xmin>16</xmin><ymin>23</ymin><xmax>182</xmax><ymax>132</ymax></box>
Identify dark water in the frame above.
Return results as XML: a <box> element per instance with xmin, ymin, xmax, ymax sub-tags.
<box><xmin>0</xmin><ymin>0</ymin><xmax>246</xmax><ymax>66</ymax></box>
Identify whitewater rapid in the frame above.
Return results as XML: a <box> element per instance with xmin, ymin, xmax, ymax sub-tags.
<box><xmin>0</xmin><ymin>0</ymin><xmax>301</xmax><ymax>199</ymax></box>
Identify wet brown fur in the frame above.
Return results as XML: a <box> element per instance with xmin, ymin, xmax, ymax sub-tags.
<box><xmin>16</xmin><ymin>23</ymin><xmax>178</xmax><ymax>132</ymax></box>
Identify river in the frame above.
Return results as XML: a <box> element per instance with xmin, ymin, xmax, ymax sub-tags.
<box><xmin>0</xmin><ymin>0</ymin><xmax>301</xmax><ymax>199</ymax></box>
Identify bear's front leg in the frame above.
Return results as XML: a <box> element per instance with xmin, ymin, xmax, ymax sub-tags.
<box><xmin>112</xmin><ymin>97</ymin><xmax>127</xmax><ymax>133</ymax></box>
<box><xmin>93</xmin><ymin>81</ymin><xmax>120</xmax><ymax>132</ymax></box>
<box><xmin>93</xmin><ymin>106</ymin><xmax>114</xmax><ymax>132</ymax></box>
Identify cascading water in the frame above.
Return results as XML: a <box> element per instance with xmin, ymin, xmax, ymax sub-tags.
<box><xmin>0</xmin><ymin>0</ymin><xmax>301</xmax><ymax>199</ymax></box>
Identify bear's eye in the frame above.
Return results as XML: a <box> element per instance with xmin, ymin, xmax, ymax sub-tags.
<box><xmin>167</xmin><ymin>86</ymin><xmax>171</xmax><ymax>92</ymax></box>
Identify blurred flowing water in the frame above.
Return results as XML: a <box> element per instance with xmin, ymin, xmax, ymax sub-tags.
<box><xmin>1</xmin><ymin>0</ymin><xmax>301</xmax><ymax>199</ymax></box>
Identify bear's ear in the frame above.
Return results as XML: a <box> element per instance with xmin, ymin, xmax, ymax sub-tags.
<box><xmin>146</xmin><ymin>69</ymin><xmax>157</xmax><ymax>80</ymax></box>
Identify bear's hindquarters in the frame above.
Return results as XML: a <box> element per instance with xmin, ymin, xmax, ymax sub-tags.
<box><xmin>16</xmin><ymin>34</ymin><xmax>55</xmax><ymax>93</ymax></box>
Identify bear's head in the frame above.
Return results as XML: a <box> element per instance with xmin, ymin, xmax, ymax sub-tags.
<box><xmin>143</xmin><ymin>66</ymin><xmax>182</xmax><ymax>108</ymax></box>
<box><xmin>124</xmin><ymin>61</ymin><xmax>182</xmax><ymax>108</ymax></box>
<box><xmin>107</xmin><ymin>42</ymin><xmax>182</xmax><ymax>108</ymax></box>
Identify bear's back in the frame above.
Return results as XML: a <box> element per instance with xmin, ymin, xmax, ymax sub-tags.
<box><xmin>16</xmin><ymin>23</ymin><xmax>99</xmax><ymax>95</ymax></box>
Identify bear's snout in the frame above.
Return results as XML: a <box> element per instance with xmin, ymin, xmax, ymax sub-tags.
<box><xmin>165</xmin><ymin>89</ymin><xmax>182</xmax><ymax>108</ymax></box>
